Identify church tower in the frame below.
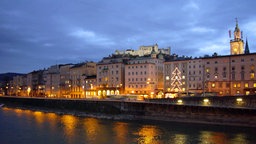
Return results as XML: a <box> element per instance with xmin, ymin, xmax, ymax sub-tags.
<box><xmin>230</xmin><ymin>19</ymin><xmax>244</xmax><ymax>55</ymax></box>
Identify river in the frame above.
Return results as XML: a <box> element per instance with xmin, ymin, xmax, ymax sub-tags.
<box><xmin>0</xmin><ymin>107</ymin><xmax>255</xmax><ymax>144</ymax></box>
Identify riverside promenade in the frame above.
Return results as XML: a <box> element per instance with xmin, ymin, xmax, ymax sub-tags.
<box><xmin>0</xmin><ymin>95</ymin><xmax>256</xmax><ymax>127</ymax></box>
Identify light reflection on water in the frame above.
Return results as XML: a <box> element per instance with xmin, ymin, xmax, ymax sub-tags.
<box><xmin>0</xmin><ymin>107</ymin><xmax>255</xmax><ymax>144</ymax></box>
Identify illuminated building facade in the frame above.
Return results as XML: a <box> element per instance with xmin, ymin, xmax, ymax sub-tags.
<box><xmin>84</xmin><ymin>75</ymin><xmax>97</xmax><ymax>98</ymax></box>
<box><xmin>165</xmin><ymin>59</ymin><xmax>187</xmax><ymax>97</ymax></box>
<box><xmin>115</xmin><ymin>44</ymin><xmax>170</xmax><ymax>57</ymax></box>
<box><xmin>230</xmin><ymin>20</ymin><xmax>244</xmax><ymax>55</ymax></box>
<box><xmin>203</xmin><ymin>53</ymin><xmax>256</xmax><ymax>96</ymax></box>
<box><xmin>45</xmin><ymin>65</ymin><xmax>61</xmax><ymax>97</ymax></box>
<box><xmin>11</xmin><ymin>75</ymin><xmax>27</xmax><ymax>96</ymax></box>
<box><xmin>125</xmin><ymin>50</ymin><xmax>164</xmax><ymax>98</ymax></box>
<box><xmin>59</xmin><ymin>64</ymin><xmax>74</xmax><ymax>98</ymax></box>
<box><xmin>26</xmin><ymin>70</ymin><xmax>45</xmax><ymax>97</ymax></box>
<box><xmin>96</xmin><ymin>55</ymin><xmax>127</xmax><ymax>97</ymax></box>
<box><xmin>70</xmin><ymin>62</ymin><xmax>96</xmax><ymax>98</ymax></box>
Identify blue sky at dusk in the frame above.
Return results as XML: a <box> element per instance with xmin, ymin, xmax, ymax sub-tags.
<box><xmin>1</xmin><ymin>0</ymin><xmax>256</xmax><ymax>73</ymax></box>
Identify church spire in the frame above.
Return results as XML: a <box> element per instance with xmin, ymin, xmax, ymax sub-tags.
<box><xmin>230</xmin><ymin>18</ymin><xmax>244</xmax><ymax>55</ymax></box>
<box><xmin>234</xmin><ymin>18</ymin><xmax>241</xmax><ymax>40</ymax></box>
<box><xmin>244</xmin><ymin>38</ymin><xmax>250</xmax><ymax>54</ymax></box>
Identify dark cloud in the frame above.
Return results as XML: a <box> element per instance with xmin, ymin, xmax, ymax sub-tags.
<box><xmin>0</xmin><ymin>0</ymin><xmax>256</xmax><ymax>73</ymax></box>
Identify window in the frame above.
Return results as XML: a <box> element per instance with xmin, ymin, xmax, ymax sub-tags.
<box><xmin>237</xmin><ymin>83</ymin><xmax>241</xmax><ymax>88</ymax></box>
<box><xmin>250</xmin><ymin>72</ymin><xmax>255</xmax><ymax>79</ymax></box>
<box><xmin>254</xmin><ymin>83</ymin><xmax>256</xmax><ymax>88</ymax></box>
<box><xmin>245</xmin><ymin>83</ymin><xmax>249</xmax><ymax>88</ymax></box>
<box><xmin>241</xmin><ymin>71</ymin><xmax>245</xmax><ymax>80</ymax></box>
<box><xmin>212</xmin><ymin>83</ymin><xmax>215</xmax><ymax>88</ymax></box>
<box><xmin>223</xmin><ymin>72</ymin><xmax>227</xmax><ymax>78</ymax></box>
<box><xmin>232</xmin><ymin>72</ymin><xmax>235</xmax><ymax>80</ymax></box>
<box><xmin>233</xmin><ymin>83</ymin><xmax>237</xmax><ymax>88</ymax></box>
<box><xmin>166</xmin><ymin>76</ymin><xmax>170</xmax><ymax>80</ymax></box>
<box><xmin>219</xmin><ymin>82</ymin><xmax>222</xmax><ymax>88</ymax></box>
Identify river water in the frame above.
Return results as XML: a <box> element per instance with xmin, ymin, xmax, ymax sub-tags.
<box><xmin>0</xmin><ymin>107</ymin><xmax>255</xmax><ymax>144</ymax></box>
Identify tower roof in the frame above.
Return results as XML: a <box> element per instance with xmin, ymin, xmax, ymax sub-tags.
<box><xmin>234</xmin><ymin>18</ymin><xmax>240</xmax><ymax>32</ymax></box>
<box><xmin>245</xmin><ymin>38</ymin><xmax>250</xmax><ymax>54</ymax></box>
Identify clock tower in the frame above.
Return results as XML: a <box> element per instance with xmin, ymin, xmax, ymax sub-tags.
<box><xmin>230</xmin><ymin>19</ymin><xmax>244</xmax><ymax>55</ymax></box>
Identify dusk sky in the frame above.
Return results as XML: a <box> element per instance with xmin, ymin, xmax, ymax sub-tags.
<box><xmin>1</xmin><ymin>0</ymin><xmax>256</xmax><ymax>73</ymax></box>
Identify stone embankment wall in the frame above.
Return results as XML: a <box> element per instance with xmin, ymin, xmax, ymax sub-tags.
<box><xmin>0</xmin><ymin>96</ymin><xmax>256</xmax><ymax>127</ymax></box>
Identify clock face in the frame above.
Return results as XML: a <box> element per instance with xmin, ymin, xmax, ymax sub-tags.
<box><xmin>231</xmin><ymin>42</ymin><xmax>240</xmax><ymax>54</ymax></box>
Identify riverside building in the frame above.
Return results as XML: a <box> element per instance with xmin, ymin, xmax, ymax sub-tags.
<box><xmin>164</xmin><ymin>20</ymin><xmax>256</xmax><ymax>97</ymax></box>
<box><xmin>125</xmin><ymin>50</ymin><xmax>165</xmax><ymax>98</ymax></box>
<box><xmin>96</xmin><ymin>55</ymin><xmax>128</xmax><ymax>97</ymax></box>
<box><xmin>69</xmin><ymin>62</ymin><xmax>96</xmax><ymax>98</ymax></box>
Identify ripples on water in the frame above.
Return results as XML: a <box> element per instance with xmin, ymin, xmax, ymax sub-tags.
<box><xmin>0</xmin><ymin>107</ymin><xmax>255</xmax><ymax>144</ymax></box>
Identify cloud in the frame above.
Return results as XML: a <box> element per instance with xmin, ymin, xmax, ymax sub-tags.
<box><xmin>190</xmin><ymin>27</ymin><xmax>216</xmax><ymax>33</ymax></box>
<box><xmin>69</xmin><ymin>28</ymin><xmax>115</xmax><ymax>46</ymax></box>
<box><xmin>182</xmin><ymin>1</ymin><xmax>199</xmax><ymax>11</ymax></box>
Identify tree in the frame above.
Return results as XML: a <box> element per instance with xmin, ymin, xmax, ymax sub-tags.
<box><xmin>171</xmin><ymin>67</ymin><xmax>182</xmax><ymax>92</ymax></box>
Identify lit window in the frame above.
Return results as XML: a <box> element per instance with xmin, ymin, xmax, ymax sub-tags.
<box><xmin>245</xmin><ymin>83</ymin><xmax>249</xmax><ymax>88</ymax></box>
<box><xmin>211</xmin><ymin>83</ymin><xmax>215</xmax><ymax>88</ymax></box>
<box><xmin>214</xmin><ymin>75</ymin><xmax>218</xmax><ymax>79</ymax></box>
<box><xmin>233</xmin><ymin>83</ymin><xmax>237</xmax><ymax>88</ymax></box>
<box><xmin>182</xmin><ymin>75</ymin><xmax>185</xmax><ymax>79</ymax></box>
<box><xmin>206</xmin><ymin>68</ymin><xmax>210</xmax><ymax>73</ymax></box>
<box><xmin>250</xmin><ymin>72</ymin><xmax>255</xmax><ymax>79</ymax></box>
<box><xmin>237</xmin><ymin>83</ymin><xmax>241</xmax><ymax>88</ymax></box>
<box><xmin>254</xmin><ymin>83</ymin><xmax>256</xmax><ymax>88</ymax></box>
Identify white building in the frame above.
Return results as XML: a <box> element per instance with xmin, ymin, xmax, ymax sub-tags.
<box><xmin>115</xmin><ymin>44</ymin><xmax>170</xmax><ymax>56</ymax></box>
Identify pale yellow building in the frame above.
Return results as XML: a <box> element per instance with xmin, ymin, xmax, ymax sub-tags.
<box><xmin>70</xmin><ymin>62</ymin><xmax>96</xmax><ymax>98</ymax></box>
<box><xmin>230</xmin><ymin>20</ymin><xmax>244</xmax><ymax>55</ymax></box>
<box><xmin>96</xmin><ymin>55</ymin><xmax>127</xmax><ymax>97</ymax></box>
<box><xmin>125</xmin><ymin>53</ymin><xmax>164</xmax><ymax>98</ymax></box>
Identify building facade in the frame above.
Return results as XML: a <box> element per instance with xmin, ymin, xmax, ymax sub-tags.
<box><xmin>125</xmin><ymin>53</ymin><xmax>164</xmax><ymax>98</ymax></box>
<box><xmin>96</xmin><ymin>55</ymin><xmax>127</xmax><ymax>97</ymax></box>
<box><xmin>70</xmin><ymin>62</ymin><xmax>96</xmax><ymax>98</ymax></box>
<box><xmin>204</xmin><ymin>54</ymin><xmax>256</xmax><ymax>96</ymax></box>
<box><xmin>115</xmin><ymin>44</ymin><xmax>170</xmax><ymax>57</ymax></box>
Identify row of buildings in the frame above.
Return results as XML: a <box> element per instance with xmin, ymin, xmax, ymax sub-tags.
<box><xmin>4</xmin><ymin>21</ymin><xmax>256</xmax><ymax>98</ymax></box>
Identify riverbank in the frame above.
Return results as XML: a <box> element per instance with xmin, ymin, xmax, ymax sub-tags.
<box><xmin>1</xmin><ymin>96</ymin><xmax>256</xmax><ymax>127</ymax></box>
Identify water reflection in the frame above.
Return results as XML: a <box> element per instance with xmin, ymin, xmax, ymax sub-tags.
<box><xmin>231</xmin><ymin>134</ymin><xmax>248</xmax><ymax>144</ymax></box>
<box><xmin>33</xmin><ymin>111</ymin><xmax>44</xmax><ymax>126</ymax></box>
<box><xmin>199</xmin><ymin>131</ymin><xmax>228</xmax><ymax>144</ymax></box>
<box><xmin>0</xmin><ymin>107</ymin><xmax>255</xmax><ymax>144</ymax></box>
<box><xmin>61</xmin><ymin>115</ymin><xmax>77</xmax><ymax>137</ymax></box>
<box><xmin>135</xmin><ymin>125</ymin><xmax>162</xmax><ymax>144</ymax></box>
<box><xmin>113</xmin><ymin>122</ymin><xmax>129</xmax><ymax>144</ymax></box>
<box><xmin>172</xmin><ymin>134</ymin><xmax>188</xmax><ymax>144</ymax></box>
<box><xmin>83</xmin><ymin>118</ymin><xmax>100</xmax><ymax>143</ymax></box>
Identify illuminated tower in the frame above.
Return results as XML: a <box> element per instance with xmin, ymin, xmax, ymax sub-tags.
<box><xmin>230</xmin><ymin>19</ymin><xmax>244</xmax><ymax>55</ymax></box>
